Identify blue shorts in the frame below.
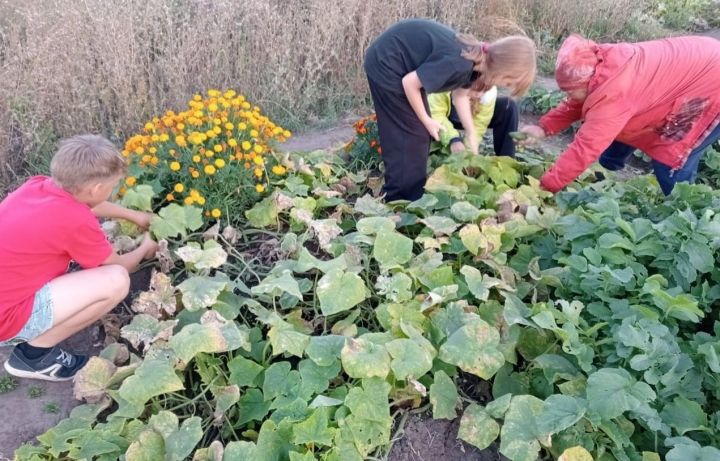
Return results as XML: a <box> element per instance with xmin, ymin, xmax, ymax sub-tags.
<box><xmin>0</xmin><ymin>284</ymin><xmax>54</xmax><ymax>346</ymax></box>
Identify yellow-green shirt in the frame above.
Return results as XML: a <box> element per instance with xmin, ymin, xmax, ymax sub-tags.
<box><xmin>428</xmin><ymin>86</ymin><xmax>497</xmax><ymax>144</ymax></box>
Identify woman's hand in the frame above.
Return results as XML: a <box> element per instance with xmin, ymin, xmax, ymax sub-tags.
<box><xmin>520</xmin><ymin>124</ymin><xmax>546</xmax><ymax>140</ymax></box>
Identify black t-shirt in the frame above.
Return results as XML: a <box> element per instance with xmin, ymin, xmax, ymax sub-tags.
<box><xmin>364</xmin><ymin>19</ymin><xmax>477</xmax><ymax>94</ymax></box>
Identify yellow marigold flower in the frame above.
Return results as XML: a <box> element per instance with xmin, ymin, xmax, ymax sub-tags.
<box><xmin>151</xmin><ymin>135</ymin><xmax>160</xmax><ymax>142</ymax></box>
<box><xmin>213</xmin><ymin>118</ymin><xmax>221</xmax><ymax>125</ymax></box>
<box><xmin>194</xmin><ymin>110</ymin><xmax>204</xmax><ymax>118</ymax></box>
<box><xmin>250</xmin><ymin>129</ymin><xmax>259</xmax><ymax>138</ymax></box>
<box><xmin>170</xmin><ymin>161</ymin><xmax>181</xmax><ymax>171</ymax></box>
<box><xmin>205</xmin><ymin>130</ymin><xmax>216</xmax><ymax>139</ymax></box>
<box><xmin>144</xmin><ymin>122</ymin><xmax>155</xmax><ymax>132</ymax></box>
<box><xmin>149</xmin><ymin>147</ymin><xmax>157</xmax><ymax>154</ymax></box>
<box><xmin>197</xmin><ymin>196</ymin><xmax>206</xmax><ymax>205</ymax></box>
<box><xmin>283</xmin><ymin>130</ymin><xmax>291</xmax><ymax>137</ymax></box>
<box><xmin>204</xmin><ymin>165</ymin><xmax>216</xmax><ymax>175</ymax></box>
<box><xmin>119</xmin><ymin>186</ymin><xmax>127</xmax><ymax>195</ymax></box>
<box><xmin>193</xmin><ymin>155</ymin><xmax>201</xmax><ymax>163</ymax></box>
<box><xmin>190</xmin><ymin>189</ymin><xmax>200</xmax><ymax>198</ymax></box>
<box><xmin>225</xmin><ymin>122</ymin><xmax>234</xmax><ymax>131</ymax></box>
<box><xmin>213</xmin><ymin>126</ymin><xmax>222</xmax><ymax>134</ymax></box>
<box><xmin>166</xmin><ymin>193</ymin><xmax>175</xmax><ymax>202</ymax></box>
<box><xmin>125</xmin><ymin>176</ymin><xmax>137</xmax><ymax>186</ymax></box>
<box><xmin>141</xmin><ymin>154</ymin><xmax>151</xmax><ymax>163</ymax></box>
<box><xmin>238</xmin><ymin>122</ymin><xmax>247</xmax><ymax>131</ymax></box>
<box><xmin>160</xmin><ymin>133</ymin><xmax>170</xmax><ymax>142</ymax></box>
<box><xmin>253</xmin><ymin>144</ymin><xmax>264</xmax><ymax>154</ymax></box>
<box><xmin>244</xmin><ymin>162</ymin><xmax>251</xmax><ymax>169</ymax></box>
<box><xmin>193</xmin><ymin>94</ymin><xmax>202</xmax><ymax>101</ymax></box>
<box><xmin>255</xmin><ymin>183</ymin><xmax>265</xmax><ymax>193</ymax></box>
<box><xmin>174</xmin><ymin>183</ymin><xmax>184</xmax><ymax>193</ymax></box>
<box><xmin>121</xmin><ymin>150</ymin><xmax>130</xmax><ymax>157</ymax></box>
<box><xmin>184</xmin><ymin>196</ymin><xmax>194</xmax><ymax>205</ymax></box>
<box><xmin>175</xmin><ymin>136</ymin><xmax>187</xmax><ymax>147</ymax></box>
<box><xmin>254</xmin><ymin>168</ymin><xmax>263</xmax><ymax>178</ymax></box>
<box><xmin>134</xmin><ymin>146</ymin><xmax>145</xmax><ymax>155</ymax></box>
<box><xmin>224</xmin><ymin>90</ymin><xmax>236</xmax><ymax>99</ymax></box>
<box><xmin>208</xmin><ymin>103</ymin><xmax>219</xmax><ymax>113</ymax></box>
<box><xmin>272</xmin><ymin>127</ymin><xmax>283</xmax><ymax>135</ymax></box>
<box><xmin>205</xmin><ymin>151</ymin><xmax>214</xmax><ymax>158</ymax></box>
<box><xmin>242</xmin><ymin>141</ymin><xmax>252</xmax><ymax>151</ymax></box>
<box><xmin>208</xmin><ymin>89</ymin><xmax>220</xmax><ymax>98</ymax></box>
<box><xmin>242</xmin><ymin>102</ymin><xmax>251</xmax><ymax>109</ymax></box>
<box><xmin>177</xmin><ymin>123</ymin><xmax>185</xmax><ymax>131</ymax></box>
<box><xmin>215</xmin><ymin>158</ymin><xmax>226</xmax><ymax>168</ymax></box>
<box><xmin>211</xmin><ymin>208</ymin><xmax>222</xmax><ymax>218</ymax></box>
<box><xmin>213</xmin><ymin>144</ymin><xmax>223</xmax><ymax>153</ymax></box>
<box><xmin>228</xmin><ymin>138</ymin><xmax>238</xmax><ymax>147</ymax></box>
<box><xmin>272</xmin><ymin>165</ymin><xmax>287</xmax><ymax>175</ymax></box>
<box><xmin>150</xmin><ymin>157</ymin><xmax>159</xmax><ymax>166</ymax></box>
<box><xmin>253</xmin><ymin>156</ymin><xmax>264</xmax><ymax>166</ymax></box>
<box><xmin>191</xmin><ymin>170</ymin><xmax>200</xmax><ymax>178</ymax></box>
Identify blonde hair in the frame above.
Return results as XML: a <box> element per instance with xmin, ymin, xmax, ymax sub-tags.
<box><xmin>50</xmin><ymin>135</ymin><xmax>127</xmax><ymax>192</ymax></box>
<box><xmin>459</xmin><ymin>34</ymin><xmax>537</xmax><ymax>98</ymax></box>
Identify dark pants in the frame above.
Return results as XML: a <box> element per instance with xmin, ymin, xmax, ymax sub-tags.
<box><xmin>599</xmin><ymin>122</ymin><xmax>720</xmax><ymax>195</ymax></box>
<box><xmin>367</xmin><ymin>77</ymin><xmax>430</xmax><ymax>202</ymax></box>
<box><xmin>449</xmin><ymin>96</ymin><xmax>519</xmax><ymax>157</ymax></box>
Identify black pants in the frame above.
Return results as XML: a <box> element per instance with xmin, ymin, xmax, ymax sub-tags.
<box><xmin>449</xmin><ymin>96</ymin><xmax>519</xmax><ymax>157</ymax></box>
<box><xmin>367</xmin><ymin>77</ymin><xmax>430</xmax><ymax>202</ymax></box>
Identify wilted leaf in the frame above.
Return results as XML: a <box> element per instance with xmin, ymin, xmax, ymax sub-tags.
<box><xmin>73</xmin><ymin>356</ymin><xmax>116</xmax><ymax>403</ymax></box>
<box><xmin>341</xmin><ymin>337</ymin><xmax>391</xmax><ymax>379</ymax></box>
<box><xmin>120</xmin><ymin>314</ymin><xmax>177</xmax><ymax>352</ymax></box>
<box><xmin>292</xmin><ymin>407</ymin><xmax>335</xmax><ymax>447</ymax></box>
<box><xmin>245</xmin><ymin>194</ymin><xmax>280</xmax><ymax>228</ymax></box>
<box><xmin>420</xmin><ymin>216</ymin><xmax>459</xmax><ymax>236</ymax></box>
<box><xmin>125</xmin><ymin>430</ymin><xmax>164</xmax><ymax>461</ymax></box>
<box><xmin>131</xmin><ymin>271</ymin><xmax>177</xmax><ymax>318</ymax></box>
<box><xmin>458</xmin><ymin>404</ymin><xmax>500</xmax><ymax>450</ymax></box>
<box><xmin>373</xmin><ymin>230</ymin><xmax>413</xmax><ymax>267</ymax></box>
<box><xmin>177</xmin><ymin>275</ymin><xmax>228</xmax><ymax>311</ymax></box>
<box><xmin>169</xmin><ymin>312</ymin><xmax>250</xmax><ymax>365</ymax></box>
<box><xmin>116</xmin><ymin>359</ymin><xmax>184</xmax><ymax>418</ymax></box>
<box><xmin>499</xmin><ymin>395</ymin><xmax>545</xmax><ymax>461</ymax></box>
<box><xmin>175</xmin><ymin>240</ymin><xmax>228</xmax><ymax>270</ymax></box>
<box><xmin>439</xmin><ymin>318</ymin><xmax>504</xmax><ymax>379</ymax></box>
<box><xmin>385</xmin><ymin>338</ymin><xmax>434</xmax><ymax>381</ymax></box>
<box><xmin>558</xmin><ymin>446</ymin><xmax>593</xmax><ymax>461</ymax></box>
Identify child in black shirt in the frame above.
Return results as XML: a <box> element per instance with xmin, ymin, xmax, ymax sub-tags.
<box><xmin>364</xmin><ymin>19</ymin><xmax>536</xmax><ymax>201</ymax></box>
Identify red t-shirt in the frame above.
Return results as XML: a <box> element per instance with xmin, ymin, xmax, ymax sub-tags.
<box><xmin>0</xmin><ymin>176</ymin><xmax>112</xmax><ymax>341</ymax></box>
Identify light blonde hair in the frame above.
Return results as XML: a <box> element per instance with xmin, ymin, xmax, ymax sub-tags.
<box><xmin>459</xmin><ymin>34</ymin><xmax>537</xmax><ymax>98</ymax></box>
<box><xmin>50</xmin><ymin>135</ymin><xmax>127</xmax><ymax>192</ymax></box>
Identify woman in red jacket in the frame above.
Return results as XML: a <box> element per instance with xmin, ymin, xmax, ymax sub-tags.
<box><xmin>522</xmin><ymin>34</ymin><xmax>720</xmax><ymax>195</ymax></box>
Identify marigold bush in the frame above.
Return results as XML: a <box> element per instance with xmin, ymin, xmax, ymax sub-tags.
<box><xmin>346</xmin><ymin>114</ymin><xmax>382</xmax><ymax>172</ymax></box>
<box><xmin>121</xmin><ymin>89</ymin><xmax>290</xmax><ymax>221</ymax></box>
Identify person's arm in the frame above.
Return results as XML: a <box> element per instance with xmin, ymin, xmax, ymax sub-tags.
<box><xmin>402</xmin><ymin>71</ymin><xmax>442</xmax><ymax>140</ymax></box>
<box><xmin>471</xmin><ymin>87</ymin><xmax>496</xmax><ymax>140</ymax></box>
<box><xmin>429</xmin><ymin>93</ymin><xmax>463</xmax><ymax>151</ymax></box>
<box><xmin>451</xmin><ymin>88</ymin><xmax>478</xmax><ymax>154</ymax></box>
<box><xmin>538</xmin><ymin>98</ymin><xmax>584</xmax><ymax>136</ymax></box>
<box><xmin>540</xmin><ymin>101</ymin><xmax>635</xmax><ymax>192</ymax></box>
<box><xmin>93</xmin><ymin>201</ymin><xmax>153</xmax><ymax>229</ymax></box>
<box><xmin>102</xmin><ymin>233</ymin><xmax>158</xmax><ymax>273</ymax></box>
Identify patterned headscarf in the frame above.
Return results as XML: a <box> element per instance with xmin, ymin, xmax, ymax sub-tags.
<box><xmin>555</xmin><ymin>34</ymin><xmax>599</xmax><ymax>91</ymax></box>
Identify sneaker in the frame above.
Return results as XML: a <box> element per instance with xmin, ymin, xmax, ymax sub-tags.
<box><xmin>4</xmin><ymin>346</ymin><xmax>88</xmax><ymax>382</ymax></box>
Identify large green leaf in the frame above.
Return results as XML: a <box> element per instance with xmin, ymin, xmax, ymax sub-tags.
<box><xmin>148</xmin><ymin>411</ymin><xmax>202</xmax><ymax>461</ymax></box>
<box><xmin>420</xmin><ymin>216</ymin><xmax>459</xmax><ymax>236</ymax></box>
<box><xmin>306</xmin><ymin>335</ymin><xmax>346</xmax><ymax>366</ymax></box>
<box><xmin>169</xmin><ymin>313</ymin><xmax>250</xmax><ymax>365</ymax></box>
<box><xmin>660</xmin><ymin>396</ymin><xmax>708</xmax><ymax>435</ymax></box>
<box><xmin>116</xmin><ymin>360</ymin><xmax>184</xmax><ymax>418</ymax></box>
<box><xmin>175</xmin><ymin>240</ymin><xmax>227</xmax><ymax>270</ymax></box>
<box><xmin>356</xmin><ymin>216</ymin><xmax>396</xmax><ymax>235</ymax></box>
<box><xmin>458</xmin><ymin>404</ymin><xmax>500</xmax><ymax>450</ymax></box>
<box><xmin>317</xmin><ymin>269</ymin><xmax>367</xmax><ymax>316</ymax></box>
<box><xmin>228</xmin><ymin>355</ymin><xmax>264</xmax><ymax>388</ymax></box>
<box><xmin>236</xmin><ymin>388</ymin><xmax>272</xmax><ymax>426</ymax></box>
<box><xmin>268</xmin><ymin>319</ymin><xmax>310</xmax><ymax>358</ymax></box>
<box><xmin>460</xmin><ymin>265</ymin><xmax>507</xmax><ymax>302</ymax></box>
<box><xmin>125</xmin><ymin>430</ymin><xmax>164</xmax><ymax>461</ymax></box>
<box><xmin>439</xmin><ymin>318</ymin><xmax>504</xmax><ymax>379</ymax></box>
<box><xmin>429</xmin><ymin>371</ymin><xmax>459</xmax><ymax>419</ymax></box>
<box><xmin>245</xmin><ymin>194</ymin><xmax>280</xmax><ymax>228</ymax></box>
<box><xmin>150</xmin><ymin>204</ymin><xmax>203</xmax><ymax>240</ymax></box>
<box><xmin>251</xmin><ymin>270</ymin><xmax>303</xmax><ymax>300</ymax></box>
<box><xmin>373</xmin><ymin>230</ymin><xmax>413</xmax><ymax>267</ymax></box>
<box><xmin>341</xmin><ymin>337</ymin><xmax>391</xmax><ymax>379</ymax></box>
<box><xmin>121</xmin><ymin>185</ymin><xmax>155</xmax><ymax>212</ymax></box>
<box><xmin>342</xmin><ymin>378</ymin><xmax>393</xmax><ymax>456</ymax></box>
<box><xmin>499</xmin><ymin>395</ymin><xmax>545</xmax><ymax>461</ymax></box>
<box><xmin>537</xmin><ymin>395</ymin><xmax>587</xmax><ymax>436</ymax></box>
<box><xmin>385</xmin><ymin>338</ymin><xmax>434</xmax><ymax>381</ymax></box>
<box><xmin>666</xmin><ymin>444</ymin><xmax>720</xmax><ymax>461</ymax></box>
<box><xmin>586</xmin><ymin>368</ymin><xmax>656</xmax><ymax>421</ymax></box>
<box><xmin>177</xmin><ymin>275</ymin><xmax>228</xmax><ymax>311</ymax></box>
<box><xmin>292</xmin><ymin>407</ymin><xmax>335</xmax><ymax>447</ymax></box>
<box><xmin>223</xmin><ymin>441</ymin><xmax>257</xmax><ymax>461</ymax></box>
<box><xmin>451</xmin><ymin>201</ymin><xmax>484</xmax><ymax>222</ymax></box>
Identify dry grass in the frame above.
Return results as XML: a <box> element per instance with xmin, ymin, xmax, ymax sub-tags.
<box><xmin>0</xmin><ymin>0</ymin><xmax>660</xmax><ymax>190</ymax></box>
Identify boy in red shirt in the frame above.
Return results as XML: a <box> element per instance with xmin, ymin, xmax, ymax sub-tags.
<box><xmin>0</xmin><ymin>135</ymin><xmax>157</xmax><ymax>381</ymax></box>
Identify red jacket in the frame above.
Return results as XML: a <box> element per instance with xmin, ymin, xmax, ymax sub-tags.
<box><xmin>540</xmin><ymin>36</ymin><xmax>720</xmax><ymax>193</ymax></box>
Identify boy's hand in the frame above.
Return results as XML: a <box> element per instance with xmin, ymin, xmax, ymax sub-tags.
<box><xmin>423</xmin><ymin>118</ymin><xmax>443</xmax><ymax>141</ymax></box>
<box><xmin>131</xmin><ymin>211</ymin><xmax>154</xmax><ymax>230</ymax></box>
<box><xmin>140</xmin><ymin>233</ymin><xmax>158</xmax><ymax>259</ymax></box>
<box><xmin>464</xmin><ymin>135</ymin><xmax>479</xmax><ymax>155</ymax></box>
